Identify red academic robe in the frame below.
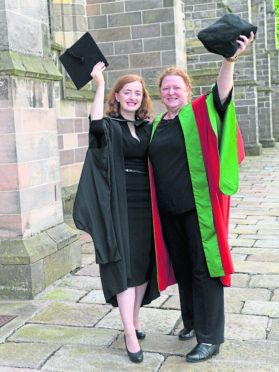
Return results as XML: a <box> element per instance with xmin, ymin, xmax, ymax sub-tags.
<box><xmin>149</xmin><ymin>89</ymin><xmax>245</xmax><ymax>292</ymax></box>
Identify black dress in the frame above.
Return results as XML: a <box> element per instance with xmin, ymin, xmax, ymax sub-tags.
<box><xmin>120</xmin><ymin>120</ymin><xmax>154</xmax><ymax>287</ymax></box>
<box><xmin>73</xmin><ymin>116</ymin><xmax>159</xmax><ymax>306</ymax></box>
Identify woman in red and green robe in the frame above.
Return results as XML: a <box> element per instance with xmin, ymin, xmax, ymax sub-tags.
<box><xmin>148</xmin><ymin>34</ymin><xmax>253</xmax><ymax>363</ymax></box>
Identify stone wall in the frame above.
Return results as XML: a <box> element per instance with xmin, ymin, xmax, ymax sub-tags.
<box><xmin>51</xmin><ymin>0</ymin><xmax>92</xmax><ymax>212</ymax></box>
<box><xmin>0</xmin><ymin>0</ymin><xmax>81</xmax><ymax>298</ymax></box>
<box><xmin>82</xmin><ymin>0</ymin><xmax>278</xmax><ymax>157</ymax></box>
<box><xmin>268</xmin><ymin>0</ymin><xmax>279</xmax><ymax>141</ymax></box>
<box><xmin>87</xmin><ymin>0</ymin><xmax>186</xmax><ymax>96</ymax></box>
<box><xmin>0</xmin><ymin>0</ymin><xmax>64</xmax><ymax>239</ymax></box>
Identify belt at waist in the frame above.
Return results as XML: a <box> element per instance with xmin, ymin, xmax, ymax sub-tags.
<box><xmin>125</xmin><ymin>168</ymin><xmax>147</xmax><ymax>175</ymax></box>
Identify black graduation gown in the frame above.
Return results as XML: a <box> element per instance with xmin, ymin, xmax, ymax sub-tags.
<box><xmin>73</xmin><ymin>116</ymin><xmax>159</xmax><ymax>307</ymax></box>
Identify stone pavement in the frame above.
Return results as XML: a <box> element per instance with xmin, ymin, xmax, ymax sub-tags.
<box><xmin>0</xmin><ymin>144</ymin><xmax>279</xmax><ymax>372</ymax></box>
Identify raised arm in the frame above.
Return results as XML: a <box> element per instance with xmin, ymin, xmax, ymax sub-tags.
<box><xmin>217</xmin><ymin>32</ymin><xmax>254</xmax><ymax>104</ymax></box>
<box><xmin>90</xmin><ymin>62</ymin><xmax>106</xmax><ymax>120</ymax></box>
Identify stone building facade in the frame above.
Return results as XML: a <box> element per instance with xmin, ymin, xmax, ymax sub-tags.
<box><xmin>0</xmin><ymin>0</ymin><xmax>278</xmax><ymax>298</ymax></box>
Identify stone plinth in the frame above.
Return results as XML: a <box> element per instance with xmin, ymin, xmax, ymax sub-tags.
<box><xmin>0</xmin><ymin>223</ymin><xmax>81</xmax><ymax>299</ymax></box>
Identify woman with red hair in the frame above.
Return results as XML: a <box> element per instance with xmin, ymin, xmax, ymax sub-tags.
<box><xmin>73</xmin><ymin>62</ymin><xmax>159</xmax><ymax>364</ymax></box>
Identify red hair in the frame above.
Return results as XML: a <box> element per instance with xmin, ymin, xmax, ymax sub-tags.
<box><xmin>158</xmin><ymin>66</ymin><xmax>192</xmax><ymax>101</ymax></box>
<box><xmin>106</xmin><ymin>75</ymin><xmax>151</xmax><ymax>119</ymax></box>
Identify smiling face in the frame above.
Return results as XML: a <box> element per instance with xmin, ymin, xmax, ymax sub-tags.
<box><xmin>160</xmin><ymin>75</ymin><xmax>189</xmax><ymax>114</ymax></box>
<box><xmin>115</xmin><ymin>81</ymin><xmax>143</xmax><ymax>118</ymax></box>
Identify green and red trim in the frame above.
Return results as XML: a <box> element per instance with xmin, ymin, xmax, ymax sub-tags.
<box><xmin>149</xmin><ymin>89</ymin><xmax>245</xmax><ymax>289</ymax></box>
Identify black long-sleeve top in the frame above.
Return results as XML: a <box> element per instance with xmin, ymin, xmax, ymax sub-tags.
<box><xmin>89</xmin><ymin>115</ymin><xmax>152</xmax><ymax>173</ymax></box>
<box><xmin>149</xmin><ymin>84</ymin><xmax>232</xmax><ymax>216</ymax></box>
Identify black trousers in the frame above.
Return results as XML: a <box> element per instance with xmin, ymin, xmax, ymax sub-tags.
<box><xmin>160</xmin><ymin>208</ymin><xmax>225</xmax><ymax>344</ymax></box>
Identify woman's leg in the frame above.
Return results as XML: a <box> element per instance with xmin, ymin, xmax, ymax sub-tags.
<box><xmin>133</xmin><ymin>281</ymin><xmax>148</xmax><ymax>330</ymax></box>
<box><xmin>160</xmin><ymin>214</ymin><xmax>194</xmax><ymax>331</ymax></box>
<box><xmin>117</xmin><ymin>288</ymin><xmax>140</xmax><ymax>353</ymax></box>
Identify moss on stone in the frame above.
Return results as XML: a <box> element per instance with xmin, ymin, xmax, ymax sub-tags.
<box><xmin>0</xmin><ymin>50</ymin><xmax>62</xmax><ymax>81</ymax></box>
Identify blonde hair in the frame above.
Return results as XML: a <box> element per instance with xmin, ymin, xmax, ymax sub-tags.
<box><xmin>106</xmin><ymin>74</ymin><xmax>151</xmax><ymax>119</ymax></box>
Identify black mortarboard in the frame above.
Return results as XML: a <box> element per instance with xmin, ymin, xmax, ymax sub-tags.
<box><xmin>197</xmin><ymin>14</ymin><xmax>257</xmax><ymax>58</ymax></box>
<box><xmin>59</xmin><ymin>32</ymin><xmax>109</xmax><ymax>90</ymax></box>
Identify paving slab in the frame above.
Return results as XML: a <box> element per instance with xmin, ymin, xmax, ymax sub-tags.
<box><xmin>74</xmin><ymin>263</ymin><xmax>100</xmax><ymax>276</ymax></box>
<box><xmin>231</xmin><ymin>253</ymin><xmax>247</xmax><ymax>261</ymax></box>
<box><xmin>42</xmin><ymin>345</ymin><xmax>164</xmax><ymax>371</ymax></box>
<box><xmin>229</xmin><ymin>218</ymin><xmax>258</xmax><ymax>225</ymax></box>
<box><xmin>144</xmin><ymin>294</ymin><xmax>169</xmax><ymax>308</ymax></box>
<box><xmin>0</xmin><ymin>302</ymin><xmax>47</xmax><ymax>342</ymax></box>
<box><xmin>247</xmin><ymin>254</ymin><xmax>279</xmax><ymax>262</ymax></box>
<box><xmin>96</xmin><ymin>307</ymin><xmax>181</xmax><ymax>335</ymax></box>
<box><xmin>0</xmin><ymin>342</ymin><xmax>58</xmax><ymax>369</ymax></box>
<box><xmin>232</xmin><ymin>248</ymin><xmax>279</xmax><ymax>256</ymax></box>
<box><xmin>219</xmin><ymin>340</ymin><xmax>279</xmax><ymax>363</ymax></box>
<box><xmin>237</xmin><ymin>233</ymin><xmax>279</xmax><ymax>239</ymax></box>
<box><xmin>161</xmin><ymin>285</ymin><xmax>179</xmax><ymax>296</ymax></box>
<box><xmin>234</xmin><ymin>261</ymin><xmax>279</xmax><ymax>274</ymax></box>
<box><xmin>225</xmin><ymin>313</ymin><xmax>268</xmax><ymax>340</ymax></box>
<box><xmin>242</xmin><ymin>301</ymin><xmax>279</xmax><ymax>317</ymax></box>
<box><xmin>254</xmin><ymin>239</ymin><xmax>279</xmax><ymax>248</ymax></box>
<box><xmin>224</xmin><ymin>287</ymin><xmax>271</xmax><ymax>301</ymax></box>
<box><xmin>0</xmin><ymin>368</ymin><xmax>41</xmax><ymax>372</ymax></box>
<box><xmin>58</xmin><ymin>275</ymin><xmax>103</xmax><ymax>290</ymax></box>
<box><xmin>255</xmin><ymin>222</ymin><xmax>279</xmax><ymax>230</ymax></box>
<box><xmin>81</xmin><ymin>254</ymin><xmax>95</xmax><ymax>266</ymax></box>
<box><xmin>79</xmin><ymin>289</ymin><xmax>107</xmax><ymax>304</ymax></box>
<box><xmin>38</xmin><ymin>287</ymin><xmax>87</xmax><ymax>302</ymax></box>
<box><xmin>160</xmin><ymin>356</ymin><xmax>277</xmax><ymax>372</ymax></box>
<box><xmin>79</xmin><ymin>242</ymin><xmax>94</xmax><ymax>253</ymax></box>
<box><xmin>9</xmin><ymin>324</ymin><xmax>119</xmax><ymax>346</ymax></box>
<box><xmin>224</xmin><ymin>297</ymin><xmax>243</xmax><ymax>313</ymax></box>
<box><xmin>230</xmin><ymin>226</ymin><xmax>259</xmax><ymax>233</ymax></box>
<box><xmin>249</xmin><ymin>274</ymin><xmax>279</xmax><ymax>288</ymax></box>
<box><xmin>29</xmin><ymin>302</ymin><xmax>111</xmax><ymax>327</ymax></box>
<box><xmin>257</xmin><ymin>229</ymin><xmax>279</xmax><ymax>236</ymax></box>
<box><xmin>231</xmin><ymin>274</ymin><xmax>250</xmax><ymax>287</ymax></box>
<box><xmin>161</xmin><ymin>295</ymin><xmax>180</xmax><ymax>310</ymax></box>
<box><xmin>268</xmin><ymin>319</ymin><xmax>279</xmax><ymax>341</ymax></box>
<box><xmin>229</xmin><ymin>238</ymin><xmax>256</xmax><ymax>247</ymax></box>
<box><xmin>113</xmin><ymin>333</ymin><xmax>195</xmax><ymax>356</ymax></box>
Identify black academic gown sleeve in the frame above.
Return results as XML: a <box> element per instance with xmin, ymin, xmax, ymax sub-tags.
<box><xmin>73</xmin><ymin>117</ymin><xmax>130</xmax><ymax>271</ymax></box>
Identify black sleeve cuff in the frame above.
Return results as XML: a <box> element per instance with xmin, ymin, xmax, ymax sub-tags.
<box><xmin>212</xmin><ymin>83</ymin><xmax>233</xmax><ymax>113</ymax></box>
<box><xmin>89</xmin><ymin>115</ymin><xmax>105</xmax><ymax>135</ymax></box>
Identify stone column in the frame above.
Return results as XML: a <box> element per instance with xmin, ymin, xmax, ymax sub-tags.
<box><xmin>251</xmin><ymin>0</ymin><xmax>275</xmax><ymax>148</ymax></box>
<box><xmin>267</xmin><ymin>0</ymin><xmax>279</xmax><ymax>142</ymax></box>
<box><xmin>0</xmin><ymin>0</ymin><xmax>80</xmax><ymax>298</ymax></box>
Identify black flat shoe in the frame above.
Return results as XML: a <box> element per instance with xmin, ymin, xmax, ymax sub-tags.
<box><xmin>136</xmin><ymin>329</ymin><xmax>146</xmax><ymax>340</ymax></box>
<box><xmin>124</xmin><ymin>335</ymin><xmax>143</xmax><ymax>363</ymax></box>
<box><xmin>178</xmin><ymin>328</ymin><xmax>195</xmax><ymax>341</ymax></box>
<box><xmin>186</xmin><ymin>343</ymin><xmax>220</xmax><ymax>363</ymax></box>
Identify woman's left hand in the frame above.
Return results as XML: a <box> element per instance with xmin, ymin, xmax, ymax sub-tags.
<box><xmin>235</xmin><ymin>31</ymin><xmax>254</xmax><ymax>57</ymax></box>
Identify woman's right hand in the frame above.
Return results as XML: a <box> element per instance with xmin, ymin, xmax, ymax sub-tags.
<box><xmin>91</xmin><ymin>61</ymin><xmax>106</xmax><ymax>86</ymax></box>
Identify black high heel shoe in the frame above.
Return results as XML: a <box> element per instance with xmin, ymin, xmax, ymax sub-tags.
<box><xmin>136</xmin><ymin>329</ymin><xmax>146</xmax><ymax>340</ymax></box>
<box><xmin>124</xmin><ymin>335</ymin><xmax>143</xmax><ymax>363</ymax></box>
